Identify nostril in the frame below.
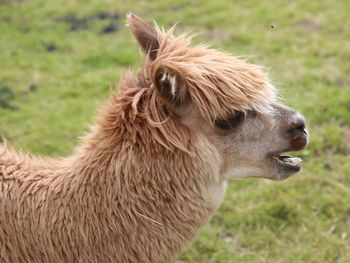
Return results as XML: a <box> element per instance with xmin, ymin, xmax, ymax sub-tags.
<box><xmin>288</xmin><ymin>115</ymin><xmax>306</xmax><ymax>136</ymax></box>
<box><xmin>295</xmin><ymin>122</ymin><xmax>305</xmax><ymax>131</ymax></box>
<box><xmin>288</xmin><ymin>122</ymin><xmax>305</xmax><ymax>133</ymax></box>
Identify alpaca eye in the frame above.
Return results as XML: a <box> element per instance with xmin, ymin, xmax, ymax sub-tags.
<box><xmin>215</xmin><ymin>111</ymin><xmax>245</xmax><ymax>130</ymax></box>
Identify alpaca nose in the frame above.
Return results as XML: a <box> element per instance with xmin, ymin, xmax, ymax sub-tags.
<box><xmin>288</xmin><ymin>113</ymin><xmax>308</xmax><ymax>151</ymax></box>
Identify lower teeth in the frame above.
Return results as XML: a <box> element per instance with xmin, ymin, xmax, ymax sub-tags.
<box><xmin>272</xmin><ymin>155</ymin><xmax>302</xmax><ymax>165</ymax></box>
<box><xmin>282</xmin><ymin>157</ymin><xmax>302</xmax><ymax>165</ymax></box>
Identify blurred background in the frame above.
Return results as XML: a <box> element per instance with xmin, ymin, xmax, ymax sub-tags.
<box><xmin>0</xmin><ymin>0</ymin><xmax>349</xmax><ymax>262</ymax></box>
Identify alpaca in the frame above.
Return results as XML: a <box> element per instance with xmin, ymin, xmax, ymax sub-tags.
<box><xmin>0</xmin><ymin>14</ymin><xmax>308</xmax><ymax>263</ymax></box>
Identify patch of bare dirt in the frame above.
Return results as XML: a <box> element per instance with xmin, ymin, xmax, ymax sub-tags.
<box><xmin>54</xmin><ymin>11</ymin><xmax>120</xmax><ymax>33</ymax></box>
<box><xmin>295</xmin><ymin>19</ymin><xmax>322</xmax><ymax>31</ymax></box>
<box><xmin>0</xmin><ymin>0</ymin><xmax>23</xmax><ymax>4</ymax></box>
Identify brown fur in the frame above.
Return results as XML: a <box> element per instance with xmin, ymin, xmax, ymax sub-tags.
<box><xmin>0</xmin><ymin>14</ymin><xmax>307</xmax><ymax>262</ymax></box>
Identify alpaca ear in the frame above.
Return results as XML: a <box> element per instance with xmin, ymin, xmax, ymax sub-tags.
<box><xmin>127</xmin><ymin>13</ymin><xmax>159</xmax><ymax>61</ymax></box>
<box><xmin>153</xmin><ymin>66</ymin><xmax>189</xmax><ymax>106</ymax></box>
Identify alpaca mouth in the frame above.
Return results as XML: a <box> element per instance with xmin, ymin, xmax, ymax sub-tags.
<box><xmin>271</xmin><ymin>153</ymin><xmax>303</xmax><ymax>172</ymax></box>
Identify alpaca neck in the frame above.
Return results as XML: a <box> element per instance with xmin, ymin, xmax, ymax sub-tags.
<box><xmin>56</xmin><ymin>89</ymin><xmax>223</xmax><ymax>262</ymax></box>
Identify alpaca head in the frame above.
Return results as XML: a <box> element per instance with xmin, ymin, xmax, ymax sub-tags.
<box><xmin>127</xmin><ymin>14</ymin><xmax>308</xmax><ymax>181</ymax></box>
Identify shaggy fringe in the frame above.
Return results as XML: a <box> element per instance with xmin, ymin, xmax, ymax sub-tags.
<box><xmin>114</xmin><ymin>20</ymin><xmax>276</xmax><ymax>152</ymax></box>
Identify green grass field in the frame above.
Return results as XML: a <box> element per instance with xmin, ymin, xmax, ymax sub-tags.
<box><xmin>1</xmin><ymin>1</ymin><xmax>349</xmax><ymax>262</ymax></box>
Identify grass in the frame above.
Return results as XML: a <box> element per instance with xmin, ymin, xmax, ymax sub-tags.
<box><xmin>1</xmin><ymin>0</ymin><xmax>349</xmax><ymax>262</ymax></box>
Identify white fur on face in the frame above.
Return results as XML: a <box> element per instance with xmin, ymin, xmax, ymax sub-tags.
<box><xmin>222</xmin><ymin>165</ymin><xmax>268</xmax><ymax>180</ymax></box>
<box><xmin>202</xmin><ymin>181</ymin><xmax>227</xmax><ymax>209</ymax></box>
<box><xmin>249</xmin><ymin>83</ymin><xmax>278</xmax><ymax>116</ymax></box>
